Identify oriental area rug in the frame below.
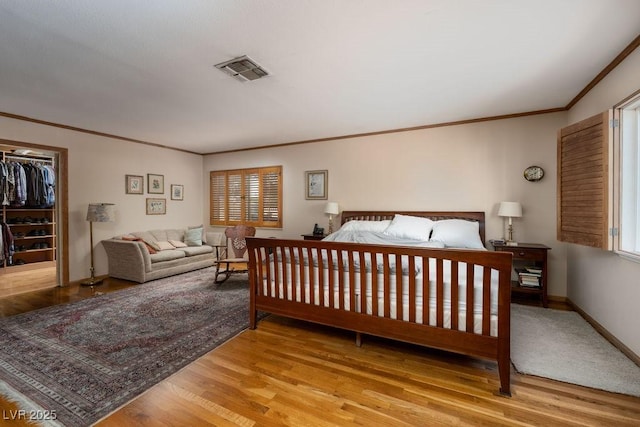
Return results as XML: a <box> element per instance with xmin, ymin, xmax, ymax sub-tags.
<box><xmin>0</xmin><ymin>268</ymin><xmax>255</xmax><ymax>426</ymax></box>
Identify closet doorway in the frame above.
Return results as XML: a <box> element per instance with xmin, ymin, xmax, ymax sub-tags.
<box><xmin>0</xmin><ymin>138</ymin><xmax>68</xmax><ymax>297</ymax></box>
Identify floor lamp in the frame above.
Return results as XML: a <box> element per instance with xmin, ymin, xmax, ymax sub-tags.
<box><xmin>81</xmin><ymin>203</ymin><xmax>115</xmax><ymax>286</ymax></box>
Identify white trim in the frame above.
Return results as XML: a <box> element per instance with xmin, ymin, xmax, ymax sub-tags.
<box><xmin>615</xmin><ymin>250</ymin><xmax>640</xmax><ymax>264</ymax></box>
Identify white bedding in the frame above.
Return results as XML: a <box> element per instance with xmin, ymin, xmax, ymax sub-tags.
<box><xmin>261</xmin><ymin>229</ymin><xmax>500</xmax><ymax>336</ymax></box>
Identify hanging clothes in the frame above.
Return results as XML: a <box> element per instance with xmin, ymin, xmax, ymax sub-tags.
<box><xmin>0</xmin><ymin>162</ymin><xmax>8</xmax><ymax>206</ymax></box>
<box><xmin>0</xmin><ymin>160</ymin><xmax>54</xmax><ymax>208</ymax></box>
<box><xmin>1</xmin><ymin>221</ymin><xmax>13</xmax><ymax>262</ymax></box>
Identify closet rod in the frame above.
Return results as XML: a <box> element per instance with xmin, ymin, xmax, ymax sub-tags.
<box><xmin>3</xmin><ymin>154</ymin><xmax>54</xmax><ymax>164</ymax></box>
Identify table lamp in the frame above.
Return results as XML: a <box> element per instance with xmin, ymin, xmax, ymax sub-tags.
<box><xmin>324</xmin><ymin>202</ymin><xmax>339</xmax><ymax>234</ymax></box>
<box><xmin>498</xmin><ymin>201</ymin><xmax>522</xmax><ymax>245</ymax></box>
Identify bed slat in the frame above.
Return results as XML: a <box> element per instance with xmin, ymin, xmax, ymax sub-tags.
<box><xmin>466</xmin><ymin>263</ymin><xmax>474</xmax><ymax>334</ymax></box>
<box><xmin>451</xmin><ymin>260</ymin><xmax>459</xmax><ymax>331</ymax></box>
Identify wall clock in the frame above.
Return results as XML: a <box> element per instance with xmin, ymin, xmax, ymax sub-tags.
<box><xmin>524</xmin><ymin>165</ymin><xmax>544</xmax><ymax>182</ymax></box>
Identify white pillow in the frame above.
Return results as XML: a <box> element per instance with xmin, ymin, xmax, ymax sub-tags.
<box><xmin>156</xmin><ymin>241</ymin><xmax>175</xmax><ymax>251</ymax></box>
<box><xmin>340</xmin><ymin>220</ymin><xmax>392</xmax><ymax>233</ymax></box>
<box><xmin>430</xmin><ymin>219</ymin><xmax>484</xmax><ymax>249</ymax></box>
<box><xmin>383</xmin><ymin>214</ymin><xmax>434</xmax><ymax>241</ymax></box>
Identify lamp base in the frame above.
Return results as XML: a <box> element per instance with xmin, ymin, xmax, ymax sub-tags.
<box><xmin>80</xmin><ymin>277</ymin><xmax>104</xmax><ymax>286</ymax></box>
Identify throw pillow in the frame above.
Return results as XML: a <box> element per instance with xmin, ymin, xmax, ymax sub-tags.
<box><xmin>169</xmin><ymin>239</ymin><xmax>188</xmax><ymax>248</ymax></box>
<box><xmin>121</xmin><ymin>236</ymin><xmax>157</xmax><ymax>254</ymax></box>
<box><xmin>188</xmin><ymin>224</ymin><xmax>207</xmax><ymax>244</ymax></box>
<box><xmin>156</xmin><ymin>241</ymin><xmax>175</xmax><ymax>251</ymax></box>
<box><xmin>185</xmin><ymin>227</ymin><xmax>203</xmax><ymax>246</ymax></box>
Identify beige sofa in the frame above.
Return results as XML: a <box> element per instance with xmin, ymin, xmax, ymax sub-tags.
<box><xmin>101</xmin><ymin>227</ymin><xmax>223</xmax><ymax>283</ymax></box>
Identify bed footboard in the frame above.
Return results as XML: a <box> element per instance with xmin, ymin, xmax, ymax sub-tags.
<box><xmin>246</xmin><ymin>237</ymin><xmax>513</xmax><ymax>395</ymax></box>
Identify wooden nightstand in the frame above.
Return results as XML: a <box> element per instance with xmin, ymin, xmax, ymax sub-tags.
<box><xmin>491</xmin><ymin>242</ymin><xmax>551</xmax><ymax>308</ymax></box>
<box><xmin>301</xmin><ymin>234</ymin><xmax>326</xmax><ymax>241</ymax></box>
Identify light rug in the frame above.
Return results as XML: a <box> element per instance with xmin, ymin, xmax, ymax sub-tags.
<box><xmin>511</xmin><ymin>304</ymin><xmax>640</xmax><ymax>396</ymax></box>
<box><xmin>0</xmin><ymin>268</ymin><xmax>254</xmax><ymax>426</ymax></box>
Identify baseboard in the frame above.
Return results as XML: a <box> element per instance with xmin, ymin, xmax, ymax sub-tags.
<box><xmin>567</xmin><ymin>298</ymin><xmax>640</xmax><ymax>368</ymax></box>
<box><xmin>547</xmin><ymin>295</ymin><xmax>567</xmax><ymax>303</ymax></box>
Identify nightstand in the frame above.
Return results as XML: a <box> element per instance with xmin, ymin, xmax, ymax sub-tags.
<box><xmin>491</xmin><ymin>242</ymin><xmax>551</xmax><ymax>308</ymax></box>
<box><xmin>301</xmin><ymin>234</ymin><xmax>326</xmax><ymax>241</ymax></box>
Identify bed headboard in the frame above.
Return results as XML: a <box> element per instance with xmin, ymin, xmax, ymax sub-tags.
<box><xmin>340</xmin><ymin>210</ymin><xmax>486</xmax><ymax>245</ymax></box>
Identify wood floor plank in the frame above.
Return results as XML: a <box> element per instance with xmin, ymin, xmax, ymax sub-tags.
<box><xmin>1</xmin><ymin>279</ymin><xmax>639</xmax><ymax>426</ymax></box>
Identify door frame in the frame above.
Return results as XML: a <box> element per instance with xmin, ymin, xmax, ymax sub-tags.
<box><xmin>0</xmin><ymin>138</ymin><xmax>69</xmax><ymax>286</ymax></box>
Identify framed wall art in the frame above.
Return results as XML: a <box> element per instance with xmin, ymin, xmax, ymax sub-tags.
<box><xmin>146</xmin><ymin>198</ymin><xmax>166</xmax><ymax>215</ymax></box>
<box><xmin>125</xmin><ymin>174</ymin><xmax>144</xmax><ymax>194</ymax></box>
<box><xmin>305</xmin><ymin>170</ymin><xmax>328</xmax><ymax>200</ymax></box>
<box><xmin>147</xmin><ymin>173</ymin><xmax>164</xmax><ymax>194</ymax></box>
<box><xmin>171</xmin><ymin>184</ymin><xmax>184</xmax><ymax>201</ymax></box>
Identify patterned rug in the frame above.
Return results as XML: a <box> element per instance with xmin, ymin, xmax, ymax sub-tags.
<box><xmin>0</xmin><ymin>268</ymin><xmax>254</xmax><ymax>426</ymax></box>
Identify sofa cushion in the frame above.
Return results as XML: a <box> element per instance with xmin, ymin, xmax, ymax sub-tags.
<box><xmin>150</xmin><ymin>229</ymin><xmax>169</xmax><ymax>242</ymax></box>
<box><xmin>166</xmin><ymin>229</ymin><xmax>185</xmax><ymax>241</ymax></box>
<box><xmin>179</xmin><ymin>245</ymin><xmax>213</xmax><ymax>257</ymax></box>
<box><xmin>149</xmin><ymin>250</ymin><xmax>186</xmax><ymax>263</ymax></box>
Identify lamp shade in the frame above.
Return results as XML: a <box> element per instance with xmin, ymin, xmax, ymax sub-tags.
<box><xmin>498</xmin><ymin>201</ymin><xmax>522</xmax><ymax>218</ymax></box>
<box><xmin>86</xmin><ymin>203</ymin><xmax>116</xmax><ymax>222</ymax></box>
<box><xmin>324</xmin><ymin>202</ymin><xmax>339</xmax><ymax>215</ymax></box>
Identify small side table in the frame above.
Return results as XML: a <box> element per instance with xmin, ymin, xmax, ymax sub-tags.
<box><xmin>491</xmin><ymin>242</ymin><xmax>551</xmax><ymax>308</ymax></box>
<box><xmin>301</xmin><ymin>234</ymin><xmax>326</xmax><ymax>241</ymax></box>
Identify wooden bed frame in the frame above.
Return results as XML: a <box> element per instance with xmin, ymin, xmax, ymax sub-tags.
<box><xmin>246</xmin><ymin>211</ymin><xmax>513</xmax><ymax>395</ymax></box>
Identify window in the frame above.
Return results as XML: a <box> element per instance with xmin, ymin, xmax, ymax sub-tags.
<box><xmin>618</xmin><ymin>94</ymin><xmax>640</xmax><ymax>256</ymax></box>
<box><xmin>210</xmin><ymin>166</ymin><xmax>282</xmax><ymax>228</ymax></box>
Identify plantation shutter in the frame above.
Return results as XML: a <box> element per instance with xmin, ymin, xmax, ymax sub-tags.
<box><xmin>261</xmin><ymin>166</ymin><xmax>282</xmax><ymax>226</ymax></box>
<box><xmin>210</xmin><ymin>166</ymin><xmax>282</xmax><ymax>228</ymax></box>
<box><xmin>210</xmin><ymin>172</ymin><xmax>226</xmax><ymax>224</ymax></box>
<box><xmin>244</xmin><ymin>170</ymin><xmax>260</xmax><ymax>222</ymax></box>
<box><xmin>227</xmin><ymin>171</ymin><xmax>243</xmax><ymax>222</ymax></box>
<box><xmin>557</xmin><ymin>111</ymin><xmax>613</xmax><ymax>249</ymax></box>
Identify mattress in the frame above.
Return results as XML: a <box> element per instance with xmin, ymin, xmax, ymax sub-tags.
<box><xmin>260</xmin><ymin>257</ymin><xmax>500</xmax><ymax>337</ymax></box>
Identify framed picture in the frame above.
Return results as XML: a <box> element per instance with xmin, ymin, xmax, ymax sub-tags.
<box><xmin>305</xmin><ymin>170</ymin><xmax>328</xmax><ymax>200</ymax></box>
<box><xmin>125</xmin><ymin>174</ymin><xmax>144</xmax><ymax>194</ymax></box>
<box><xmin>171</xmin><ymin>184</ymin><xmax>184</xmax><ymax>201</ymax></box>
<box><xmin>146</xmin><ymin>198</ymin><xmax>166</xmax><ymax>215</ymax></box>
<box><xmin>147</xmin><ymin>173</ymin><xmax>164</xmax><ymax>194</ymax></box>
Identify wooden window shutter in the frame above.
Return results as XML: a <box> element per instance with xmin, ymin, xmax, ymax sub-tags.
<box><xmin>210</xmin><ymin>172</ymin><xmax>226</xmax><ymax>225</ymax></box>
<box><xmin>557</xmin><ymin>110</ymin><xmax>614</xmax><ymax>249</ymax></box>
<box><xmin>227</xmin><ymin>171</ymin><xmax>243</xmax><ymax>223</ymax></box>
<box><xmin>260</xmin><ymin>166</ymin><xmax>282</xmax><ymax>227</ymax></box>
<box><xmin>210</xmin><ymin>166</ymin><xmax>282</xmax><ymax>228</ymax></box>
<box><xmin>244</xmin><ymin>170</ymin><xmax>260</xmax><ymax>222</ymax></box>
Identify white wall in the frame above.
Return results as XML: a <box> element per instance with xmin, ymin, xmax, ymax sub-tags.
<box><xmin>566</xmin><ymin>48</ymin><xmax>640</xmax><ymax>356</ymax></box>
<box><xmin>203</xmin><ymin>112</ymin><xmax>568</xmax><ymax>297</ymax></box>
<box><xmin>0</xmin><ymin>117</ymin><xmax>204</xmax><ymax>282</ymax></box>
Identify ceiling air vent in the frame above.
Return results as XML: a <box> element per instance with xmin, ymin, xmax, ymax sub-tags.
<box><xmin>214</xmin><ymin>55</ymin><xmax>269</xmax><ymax>82</ymax></box>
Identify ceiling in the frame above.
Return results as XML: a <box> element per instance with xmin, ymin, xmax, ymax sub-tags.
<box><xmin>1</xmin><ymin>1</ymin><xmax>639</xmax><ymax>155</ymax></box>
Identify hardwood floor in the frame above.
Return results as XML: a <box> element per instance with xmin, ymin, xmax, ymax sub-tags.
<box><xmin>1</xmin><ymin>281</ymin><xmax>639</xmax><ymax>426</ymax></box>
